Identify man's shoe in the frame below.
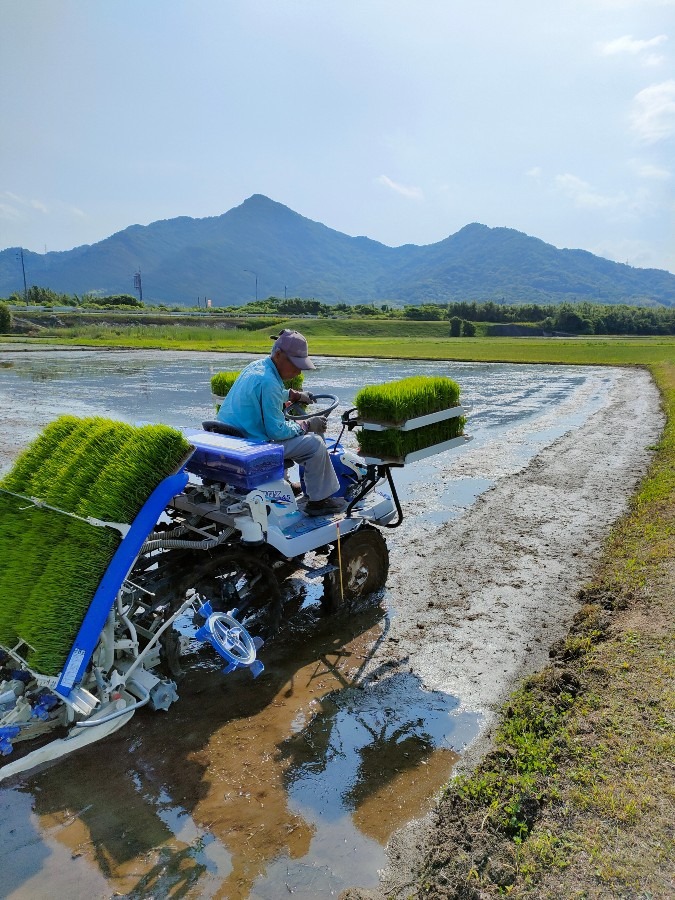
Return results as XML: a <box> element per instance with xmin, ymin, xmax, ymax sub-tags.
<box><xmin>305</xmin><ymin>496</ymin><xmax>346</xmax><ymax>517</ymax></box>
<box><xmin>285</xmin><ymin>479</ymin><xmax>302</xmax><ymax>497</ymax></box>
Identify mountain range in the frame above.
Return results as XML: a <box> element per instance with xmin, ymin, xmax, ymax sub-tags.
<box><xmin>1</xmin><ymin>194</ymin><xmax>673</xmax><ymax>307</ymax></box>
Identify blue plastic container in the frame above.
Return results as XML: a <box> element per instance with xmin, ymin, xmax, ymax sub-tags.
<box><xmin>185</xmin><ymin>431</ymin><xmax>285</xmax><ymax>490</ymax></box>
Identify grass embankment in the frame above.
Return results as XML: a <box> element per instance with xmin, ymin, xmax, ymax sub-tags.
<box><xmin>417</xmin><ymin>359</ymin><xmax>675</xmax><ymax>898</ymax></box>
<box><xmin>13</xmin><ymin>315</ymin><xmax>675</xmax><ymax>366</ymax></box>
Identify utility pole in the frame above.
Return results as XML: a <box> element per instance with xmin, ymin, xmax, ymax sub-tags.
<box><xmin>133</xmin><ymin>269</ymin><xmax>143</xmax><ymax>304</ymax></box>
<box><xmin>18</xmin><ymin>248</ymin><xmax>27</xmax><ymax>302</ymax></box>
<box><xmin>244</xmin><ymin>269</ymin><xmax>258</xmax><ymax>301</ymax></box>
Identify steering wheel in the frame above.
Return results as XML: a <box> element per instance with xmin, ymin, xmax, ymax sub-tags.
<box><xmin>207</xmin><ymin>613</ymin><xmax>257</xmax><ymax>666</ymax></box>
<box><xmin>285</xmin><ymin>393</ymin><xmax>339</xmax><ymax>421</ymax></box>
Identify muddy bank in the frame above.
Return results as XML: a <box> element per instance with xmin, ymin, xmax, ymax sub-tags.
<box><xmin>343</xmin><ymin>366</ymin><xmax>663</xmax><ymax>898</ymax></box>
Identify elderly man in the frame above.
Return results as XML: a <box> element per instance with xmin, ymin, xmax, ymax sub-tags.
<box><xmin>216</xmin><ymin>329</ymin><xmax>344</xmax><ymax>516</ymax></box>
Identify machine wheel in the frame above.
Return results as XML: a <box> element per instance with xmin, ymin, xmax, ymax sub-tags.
<box><xmin>206</xmin><ymin>612</ymin><xmax>257</xmax><ymax>665</ymax></box>
<box><xmin>188</xmin><ymin>550</ymin><xmax>283</xmax><ymax>640</ymax></box>
<box><xmin>322</xmin><ymin>526</ymin><xmax>389</xmax><ymax>613</ymax></box>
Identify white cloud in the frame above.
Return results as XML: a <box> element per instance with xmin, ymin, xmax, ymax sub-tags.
<box><xmin>630</xmin><ymin>80</ymin><xmax>675</xmax><ymax>142</ymax></box>
<box><xmin>554</xmin><ymin>173</ymin><xmax>626</xmax><ymax>210</ymax></box>
<box><xmin>0</xmin><ymin>202</ymin><xmax>21</xmax><ymax>221</ymax></box>
<box><xmin>592</xmin><ymin>237</ymin><xmax>671</xmax><ymax>271</ymax></box>
<box><xmin>592</xmin><ymin>0</ymin><xmax>675</xmax><ymax>8</ymax></box>
<box><xmin>635</xmin><ymin>162</ymin><xmax>672</xmax><ymax>179</ymax></box>
<box><xmin>599</xmin><ymin>33</ymin><xmax>667</xmax><ymax>65</ymax></box>
<box><xmin>376</xmin><ymin>174</ymin><xmax>423</xmax><ymax>200</ymax></box>
<box><xmin>526</xmin><ymin>166</ymin><xmax>543</xmax><ymax>180</ymax></box>
<box><xmin>1</xmin><ymin>190</ymin><xmax>48</xmax><ymax>216</ymax></box>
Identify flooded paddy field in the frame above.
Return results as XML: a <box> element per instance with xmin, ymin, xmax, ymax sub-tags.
<box><xmin>0</xmin><ymin>347</ymin><xmax>663</xmax><ymax>898</ymax></box>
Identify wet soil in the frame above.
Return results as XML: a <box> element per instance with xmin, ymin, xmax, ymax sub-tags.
<box><xmin>348</xmin><ymin>366</ymin><xmax>664</xmax><ymax>898</ymax></box>
<box><xmin>0</xmin><ymin>347</ymin><xmax>664</xmax><ymax>898</ymax></box>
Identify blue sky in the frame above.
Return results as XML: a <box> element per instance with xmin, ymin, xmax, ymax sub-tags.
<box><xmin>2</xmin><ymin>0</ymin><xmax>674</xmax><ymax>273</ymax></box>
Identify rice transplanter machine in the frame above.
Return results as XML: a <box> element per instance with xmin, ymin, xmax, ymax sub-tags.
<box><xmin>0</xmin><ymin>388</ymin><xmax>469</xmax><ymax>780</ymax></box>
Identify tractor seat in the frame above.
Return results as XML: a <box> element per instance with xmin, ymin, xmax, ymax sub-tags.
<box><xmin>201</xmin><ymin>420</ymin><xmax>245</xmax><ymax>438</ymax></box>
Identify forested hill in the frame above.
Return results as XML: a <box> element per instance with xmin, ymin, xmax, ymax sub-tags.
<box><xmin>1</xmin><ymin>194</ymin><xmax>673</xmax><ymax>307</ymax></box>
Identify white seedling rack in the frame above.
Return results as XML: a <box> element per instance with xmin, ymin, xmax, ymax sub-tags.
<box><xmin>356</xmin><ymin>404</ymin><xmax>472</xmax><ymax>465</ymax></box>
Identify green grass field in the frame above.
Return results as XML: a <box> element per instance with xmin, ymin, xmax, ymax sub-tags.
<box><xmin>11</xmin><ymin>316</ymin><xmax>675</xmax><ymax>366</ymax></box>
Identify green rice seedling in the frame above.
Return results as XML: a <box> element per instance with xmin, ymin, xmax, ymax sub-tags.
<box><xmin>354</xmin><ymin>375</ymin><xmax>464</xmax><ymax>459</ymax></box>
<box><xmin>25</xmin><ymin>419</ymin><xmax>105</xmax><ymax>502</ymax></box>
<box><xmin>19</xmin><ymin>522</ymin><xmax>119</xmax><ymax>674</ymax></box>
<box><xmin>355</xmin><ymin>375</ymin><xmax>461</xmax><ymax>426</ymax></box>
<box><xmin>284</xmin><ymin>373</ymin><xmax>304</xmax><ymax>391</ymax></box>
<box><xmin>42</xmin><ymin>418</ymin><xmax>128</xmax><ymax>511</ymax></box>
<box><xmin>1</xmin><ymin>416</ymin><xmax>81</xmax><ymax>493</ymax></box>
<box><xmin>0</xmin><ymin>510</ymin><xmax>69</xmax><ymax>650</ymax></box>
<box><xmin>211</xmin><ymin>370</ymin><xmax>304</xmax><ymax>397</ymax></box>
<box><xmin>86</xmin><ymin>425</ymin><xmax>191</xmax><ymax>522</ymax></box>
<box><xmin>0</xmin><ymin>416</ymin><xmax>192</xmax><ymax>675</ymax></box>
<box><xmin>211</xmin><ymin>371</ymin><xmax>240</xmax><ymax>397</ymax></box>
<box><xmin>357</xmin><ymin>415</ymin><xmax>466</xmax><ymax>460</ymax></box>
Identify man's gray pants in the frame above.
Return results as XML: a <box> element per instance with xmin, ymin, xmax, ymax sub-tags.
<box><xmin>279</xmin><ymin>433</ymin><xmax>339</xmax><ymax>501</ymax></box>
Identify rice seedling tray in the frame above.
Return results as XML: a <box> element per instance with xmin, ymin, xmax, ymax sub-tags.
<box><xmin>350</xmin><ymin>375</ymin><xmax>468</xmax><ymax>464</ymax></box>
<box><xmin>357</xmin><ymin>404</ymin><xmax>467</xmax><ymax>431</ymax></box>
<box><xmin>0</xmin><ymin>416</ymin><xmax>193</xmax><ymax>678</ymax></box>
<box><xmin>358</xmin><ymin>433</ymin><xmax>473</xmax><ymax>466</ymax></box>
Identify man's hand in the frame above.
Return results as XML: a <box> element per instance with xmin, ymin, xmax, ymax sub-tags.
<box><xmin>303</xmin><ymin>415</ymin><xmax>328</xmax><ymax>434</ymax></box>
<box><xmin>288</xmin><ymin>389</ymin><xmax>314</xmax><ymax>404</ymax></box>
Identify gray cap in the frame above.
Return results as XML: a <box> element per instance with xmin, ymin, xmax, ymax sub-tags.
<box><xmin>271</xmin><ymin>329</ymin><xmax>316</xmax><ymax>370</ymax></box>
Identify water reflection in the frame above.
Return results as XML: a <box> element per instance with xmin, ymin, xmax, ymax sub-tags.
<box><xmin>3</xmin><ymin>605</ymin><xmax>480</xmax><ymax>900</ymax></box>
<box><xmin>254</xmin><ymin>669</ymin><xmax>479</xmax><ymax>897</ymax></box>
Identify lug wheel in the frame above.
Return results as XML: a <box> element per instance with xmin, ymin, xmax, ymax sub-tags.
<box><xmin>188</xmin><ymin>550</ymin><xmax>282</xmax><ymax>640</ymax></box>
<box><xmin>323</xmin><ymin>526</ymin><xmax>389</xmax><ymax>613</ymax></box>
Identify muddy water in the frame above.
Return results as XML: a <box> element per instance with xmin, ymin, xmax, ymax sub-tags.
<box><xmin>0</xmin><ymin>349</ymin><xmax>617</xmax><ymax>898</ymax></box>
<box><xmin>2</xmin><ymin>611</ymin><xmax>476</xmax><ymax>899</ymax></box>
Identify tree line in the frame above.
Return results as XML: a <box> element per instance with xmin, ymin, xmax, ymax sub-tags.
<box><xmin>224</xmin><ymin>297</ymin><xmax>675</xmax><ymax>335</ymax></box>
<box><xmin>4</xmin><ymin>286</ymin><xmax>144</xmax><ymax>308</ymax></box>
<box><xmin>3</xmin><ymin>288</ymin><xmax>675</xmax><ymax>336</ymax></box>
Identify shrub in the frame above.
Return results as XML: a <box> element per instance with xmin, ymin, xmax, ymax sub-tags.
<box><xmin>0</xmin><ymin>302</ymin><xmax>10</xmax><ymax>333</ymax></box>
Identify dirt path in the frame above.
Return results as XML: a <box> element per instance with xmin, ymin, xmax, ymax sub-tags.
<box><xmin>343</xmin><ymin>366</ymin><xmax>663</xmax><ymax>898</ymax></box>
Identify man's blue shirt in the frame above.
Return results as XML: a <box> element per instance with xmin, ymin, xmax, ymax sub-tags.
<box><xmin>215</xmin><ymin>357</ymin><xmax>303</xmax><ymax>443</ymax></box>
